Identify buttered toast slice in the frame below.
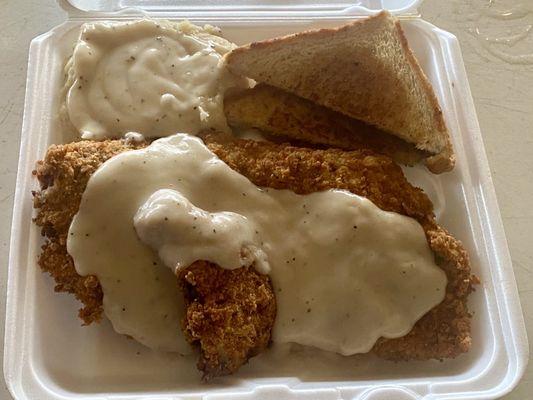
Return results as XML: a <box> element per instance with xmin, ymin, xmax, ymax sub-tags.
<box><xmin>225</xmin><ymin>84</ymin><xmax>427</xmax><ymax>166</ymax></box>
<box><xmin>225</xmin><ymin>11</ymin><xmax>455</xmax><ymax>173</ymax></box>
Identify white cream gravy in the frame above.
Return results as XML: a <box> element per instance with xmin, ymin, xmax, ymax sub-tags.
<box><xmin>65</xmin><ymin>20</ymin><xmax>245</xmax><ymax>139</ymax></box>
<box><xmin>134</xmin><ymin>190</ymin><xmax>270</xmax><ymax>274</ymax></box>
<box><xmin>67</xmin><ymin>134</ymin><xmax>447</xmax><ymax>355</ymax></box>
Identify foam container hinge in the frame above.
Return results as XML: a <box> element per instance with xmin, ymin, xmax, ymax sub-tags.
<box><xmin>3</xmin><ymin>1</ymin><xmax>529</xmax><ymax>399</ymax></box>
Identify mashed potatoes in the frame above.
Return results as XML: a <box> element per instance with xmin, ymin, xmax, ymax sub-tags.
<box><xmin>62</xmin><ymin>19</ymin><xmax>247</xmax><ymax>139</ymax></box>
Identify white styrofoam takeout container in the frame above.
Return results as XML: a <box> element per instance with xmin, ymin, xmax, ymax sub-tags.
<box><xmin>4</xmin><ymin>0</ymin><xmax>529</xmax><ymax>399</ymax></box>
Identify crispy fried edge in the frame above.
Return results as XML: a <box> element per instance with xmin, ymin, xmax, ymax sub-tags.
<box><xmin>178</xmin><ymin>261</ymin><xmax>276</xmax><ymax>379</ymax></box>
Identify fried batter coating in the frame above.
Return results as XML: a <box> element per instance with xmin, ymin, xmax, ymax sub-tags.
<box><xmin>178</xmin><ymin>261</ymin><xmax>276</xmax><ymax>379</ymax></box>
<box><xmin>33</xmin><ymin>136</ymin><xmax>476</xmax><ymax>375</ymax></box>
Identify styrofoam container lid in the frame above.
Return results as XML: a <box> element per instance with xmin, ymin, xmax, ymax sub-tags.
<box><xmin>58</xmin><ymin>0</ymin><xmax>424</xmax><ymax>16</ymax></box>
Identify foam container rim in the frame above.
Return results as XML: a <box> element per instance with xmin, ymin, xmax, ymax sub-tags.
<box><xmin>3</xmin><ymin>3</ymin><xmax>529</xmax><ymax>400</ymax></box>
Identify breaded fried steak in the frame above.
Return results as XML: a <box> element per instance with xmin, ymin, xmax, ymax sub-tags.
<box><xmin>32</xmin><ymin>137</ymin><xmax>476</xmax><ymax>377</ymax></box>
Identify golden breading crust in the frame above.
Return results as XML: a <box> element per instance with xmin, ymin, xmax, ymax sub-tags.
<box><xmin>33</xmin><ymin>136</ymin><xmax>476</xmax><ymax>372</ymax></box>
<box><xmin>225</xmin><ymin>84</ymin><xmax>428</xmax><ymax>166</ymax></box>
<box><xmin>178</xmin><ymin>261</ymin><xmax>276</xmax><ymax>378</ymax></box>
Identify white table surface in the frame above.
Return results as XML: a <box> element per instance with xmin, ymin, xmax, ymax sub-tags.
<box><xmin>0</xmin><ymin>0</ymin><xmax>531</xmax><ymax>399</ymax></box>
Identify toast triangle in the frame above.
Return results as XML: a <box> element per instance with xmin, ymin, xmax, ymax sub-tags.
<box><xmin>225</xmin><ymin>11</ymin><xmax>455</xmax><ymax>173</ymax></box>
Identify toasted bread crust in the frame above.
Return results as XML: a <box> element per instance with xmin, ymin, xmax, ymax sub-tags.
<box><xmin>226</xmin><ymin>11</ymin><xmax>455</xmax><ymax>173</ymax></box>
